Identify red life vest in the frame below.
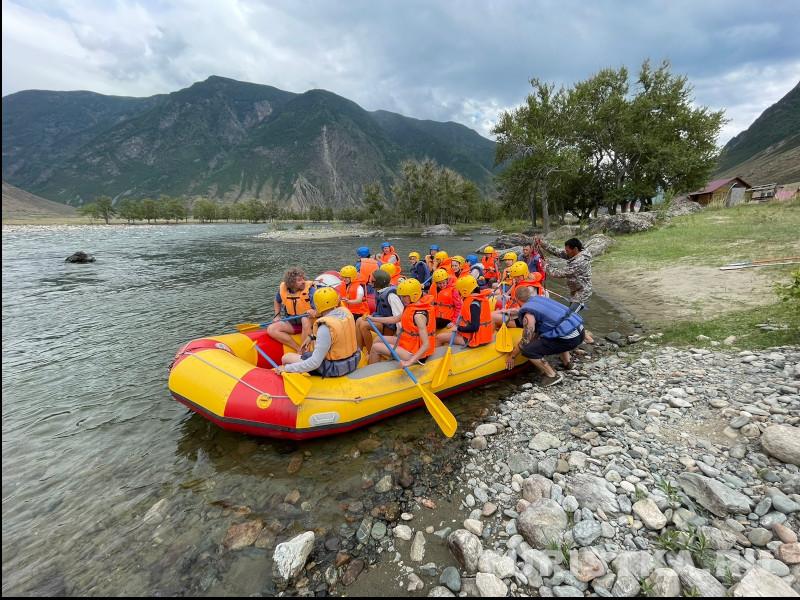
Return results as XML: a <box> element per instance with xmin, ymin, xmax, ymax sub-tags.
<box><xmin>431</xmin><ymin>280</ymin><xmax>458</xmax><ymax>322</ymax></box>
<box><xmin>338</xmin><ymin>281</ymin><xmax>369</xmax><ymax>315</ymax></box>
<box><xmin>398</xmin><ymin>295</ymin><xmax>436</xmax><ymax>358</ymax></box>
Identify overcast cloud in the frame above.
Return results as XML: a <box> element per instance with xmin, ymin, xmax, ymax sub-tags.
<box><xmin>3</xmin><ymin>0</ymin><xmax>799</xmax><ymax>144</ymax></box>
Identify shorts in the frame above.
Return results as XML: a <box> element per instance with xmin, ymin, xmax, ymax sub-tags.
<box><xmin>290</xmin><ymin>321</ymin><xmax>303</xmax><ymax>334</ymax></box>
<box><xmin>521</xmin><ymin>328</ymin><xmax>585</xmax><ymax>359</ymax></box>
<box><xmin>436</xmin><ymin>317</ymin><xmax>451</xmax><ymax>330</ymax></box>
<box><xmin>299</xmin><ymin>351</ymin><xmax>360</xmax><ymax>377</ymax></box>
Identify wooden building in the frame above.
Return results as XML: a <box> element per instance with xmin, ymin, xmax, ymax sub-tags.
<box><xmin>687</xmin><ymin>177</ymin><xmax>751</xmax><ymax>207</ymax></box>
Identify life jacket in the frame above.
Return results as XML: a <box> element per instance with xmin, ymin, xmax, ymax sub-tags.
<box><xmin>380</xmin><ymin>247</ymin><xmax>401</xmax><ymax>272</ymax></box>
<box><xmin>507</xmin><ymin>278</ymin><xmax>545</xmax><ymax>309</ymax></box>
<box><xmin>313</xmin><ymin>308</ymin><xmax>360</xmax><ymax>376</ymax></box>
<box><xmin>431</xmin><ymin>280</ymin><xmax>458</xmax><ymax>322</ymax></box>
<box><xmin>389</xmin><ymin>270</ymin><xmax>402</xmax><ymax>285</ymax></box>
<box><xmin>518</xmin><ymin>297</ymin><xmax>584</xmax><ymax>340</ymax></box>
<box><xmin>436</xmin><ymin>258</ymin><xmax>454</xmax><ymax>276</ymax></box>
<box><xmin>358</xmin><ymin>257</ymin><xmax>380</xmax><ymax>286</ymax></box>
<box><xmin>338</xmin><ymin>281</ymin><xmax>369</xmax><ymax>315</ymax></box>
<box><xmin>279</xmin><ymin>280</ymin><xmax>314</xmax><ymax>316</ymax></box>
<box><xmin>481</xmin><ymin>253</ymin><xmax>499</xmax><ymax>281</ymax></box>
<box><xmin>375</xmin><ymin>286</ymin><xmax>398</xmax><ymax>318</ymax></box>
<box><xmin>459</xmin><ymin>290</ymin><xmax>494</xmax><ymax>347</ymax></box>
<box><xmin>398</xmin><ymin>295</ymin><xmax>436</xmax><ymax>359</ymax></box>
<box><xmin>469</xmin><ymin>263</ymin><xmax>487</xmax><ymax>288</ymax></box>
<box><xmin>425</xmin><ymin>255</ymin><xmax>437</xmax><ymax>272</ymax></box>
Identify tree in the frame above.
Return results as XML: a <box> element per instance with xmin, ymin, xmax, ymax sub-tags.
<box><xmin>116</xmin><ymin>198</ymin><xmax>139</xmax><ymax>223</ymax></box>
<box><xmin>95</xmin><ymin>195</ymin><xmax>116</xmax><ymax>224</ymax></box>
<box><xmin>79</xmin><ymin>202</ymin><xmax>100</xmax><ymax>221</ymax></box>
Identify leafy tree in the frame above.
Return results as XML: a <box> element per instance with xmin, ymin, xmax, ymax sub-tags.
<box><xmin>79</xmin><ymin>202</ymin><xmax>100</xmax><ymax>221</ymax></box>
<box><xmin>95</xmin><ymin>195</ymin><xmax>116</xmax><ymax>224</ymax></box>
<box><xmin>116</xmin><ymin>198</ymin><xmax>139</xmax><ymax>223</ymax></box>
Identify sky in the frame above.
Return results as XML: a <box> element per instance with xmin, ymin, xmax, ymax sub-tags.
<box><xmin>3</xmin><ymin>0</ymin><xmax>799</xmax><ymax>145</ymax></box>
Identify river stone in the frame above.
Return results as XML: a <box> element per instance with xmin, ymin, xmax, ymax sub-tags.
<box><xmin>464</xmin><ymin>519</ymin><xmax>483</xmax><ymax>536</ymax></box>
<box><xmin>475</xmin><ymin>572</ymin><xmax>508</xmax><ymax>597</ymax></box>
<box><xmin>673</xmin><ymin>563</ymin><xmax>726</xmax><ymax>597</ymax></box>
<box><xmin>508</xmin><ymin>452</ymin><xmax>537</xmax><ymax>474</ymax></box>
<box><xmin>482</xmin><ymin>502</ymin><xmax>498</xmax><ymax>517</ymax></box>
<box><xmin>761</xmin><ymin>425</ymin><xmax>800</xmax><ymax>466</ymax></box>
<box><xmin>410</xmin><ymin>531</ymin><xmax>426</xmax><ymax>562</ymax></box>
<box><xmin>341</xmin><ymin>558</ymin><xmax>365</xmax><ymax>586</ymax></box>
<box><xmin>407</xmin><ymin>573</ymin><xmax>424</xmax><ymax>592</ymax></box>
<box><xmin>566</xmin><ymin>473</ymin><xmax>621</xmax><ymax>514</ymax></box>
<box><xmin>448</xmin><ymin>529</ymin><xmax>483</xmax><ymax>574</ymax></box>
<box><xmin>553</xmin><ymin>585</ymin><xmax>585</xmax><ymax>597</ymax></box>
<box><xmin>143</xmin><ymin>498</ymin><xmax>168</xmax><ymax>524</ymax></box>
<box><xmin>646</xmin><ymin>568</ymin><xmax>681</xmax><ymax>597</ymax></box>
<box><xmin>427</xmin><ymin>585</ymin><xmax>456</xmax><ymax>597</ymax></box>
<box><xmin>475</xmin><ymin>423</ymin><xmax>498</xmax><ymax>437</ymax></box>
<box><xmin>530</xmin><ymin>431</ymin><xmax>561</xmax><ymax>451</ymax></box>
<box><xmin>422</xmin><ymin>223</ymin><xmax>457</xmax><ymax>237</ymax></box>
<box><xmin>223</xmin><ymin>520</ymin><xmax>264</xmax><ymax>550</ymax></box>
<box><xmin>370</xmin><ymin>521</ymin><xmax>387</xmax><ymax>540</ymax></box>
<box><xmin>522</xmin><ymin>474</ymin><xmax>553</xmax><ymax>502</ymax></box>
<box><xmin>65</xmin><ymin>251</ymin><xmax>95</xmax><ymax>263</ymax></box>
<box><xmin>731</xmin><ymin>565</ymin><xmax>800</xmax><ymax>597</ymax></box>
<box><xmin>748</xmin><ymin>527</ymin><xmax>772</xmax><ymax>546</ymax></box>
<box><xmin>777</xmin><ymin>542</ymin><xmax>800</xmax><ymax>564</ymax></box>
<box><xmin>517</xmin><ymin>499</ymin><xmax>568</xmax><ymax>548</ymax></box>
<box><xmin>677</xmin><ymin>473</ymin><xmax>751</xmax><ymax>516</ymax></box>
<box><xmin>440</xmin><ymin>566</ymin><xmax>462</xmax><ymax>593</ymax></box>
<box><xmin>756</xmin><ymin>559</ymin><xmax>790</xmax><ymax>577</ymax></box>
<box><xmin>273</xmin><ymin>531</ymin><xmax>315</xmax><ymax>583</ymax></box>
<box><xmin>773</xmin><ymin>523</ymin><xmax>798</xmax><ymax>544</ymax></box>
<box><xmin>570</xmin><ymin>547</ymin><xmax>606</xmax><ymax>582</ymax></box>
<box><xmin>572</xmin><ymin>520</ymin><xmax>602</xmax><ymax>546</ymax></box>
<box><xmin>394</xmin><ymin>524</ymin><xmax>413</xmax><ymax>541</ymax></box>
<box><xmin>632</xmin><ymin>498</ymin><xmax>667</xmax><ymax>530</ymax></box>
<box><xmin>521</xmin><ymin>548</ymin><xmax>554</xmax><ymax>576</ymax></box>
<box><xmin>375</xmin><ymin>475</ymin><xmax>393</xmax><ymax>493</ymax></box>
<box><xmin>611</xmin><ymin>574</ymin><xmax>640</xmax><ymax>597</ymax></box>
<box><xmin>471</xmin><ymin>435</ymin><xmax>488</xmax><ymax>450</ymax></box>
<box><xmin>611</xmin><ymin>551</ymin><xmax>655</xmax><ymax>579</ymax></box>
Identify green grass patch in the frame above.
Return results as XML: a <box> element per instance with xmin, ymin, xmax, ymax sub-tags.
<box><xmin>596</xmin><ymin>199</ymin><xmax>800</xmax><ymax>269</ymax></box>
<box><xmin>658</xmin><ymin>302</ymin><xmax>800</xmax><ymax>349</ymax></box>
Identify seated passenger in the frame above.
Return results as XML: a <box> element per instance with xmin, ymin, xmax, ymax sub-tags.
<box><xmin>425</xmin><ymin>244</ymin><xmax>441</xmax><ymax>273</ymax></box>
<box><xmin>430</xmin><ymin>268</ymin><xmax>462</xmax><ymax>330</ymax></box>
<box><xmin>379</xmin><ymin>241</ymin><xmax>401</xmax><ymax>272</ymax></box>
<box><xmin>408</xmin><ymin>251</ymin><xmax>431</xmax><ymax>285</ymax></box>
<box><xmin>279</xmin><ymin>287</ymin><xmax>361</xmax><ymax>377</ymax></box>
<box><xmin>356</xmin><ymin>269</ymin><xmax>403</xmax><ymax>352</ymax></box>
<box><xmin>491</xmin><ymin>261</ymin><xmax>545</xmax><ymax>328</ymax></box>
<box><xmin>380</xmin><ymin>262</ymin><xmax>402</xmax><ymax>285</ymax></box>
<box><xmin>465</xmin><ymin>254</ymin><xmax>487</xmax><ymax>287</ymax></box>
<box><xmin>267</xmin><ymin>267</ymin><xmax>316</xmax><ymax>352</ymax></box>
<box><xmin>338</xmin><ymin>265</ymin><xmax>369</xmax><ymax>320</ymax></box>
<box><xmin>481</xmin><ymin>246</ymin><xmax>499</xmax><ymax>285</ymax></box>
<box><xmin>435</xmin><ymin>275</ymin><xmax>494</xmax><ymax>348</ymax></box>
<box><xmin>495</xmin><ymin>251</ymin><xmax>518</xmax><ymax>288</ymax></box>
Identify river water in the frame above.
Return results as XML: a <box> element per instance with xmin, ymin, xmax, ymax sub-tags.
<box><xmin>1</xmin><ymin>223</ymin><xmax>631</xmax><ymax>595</ymax></box>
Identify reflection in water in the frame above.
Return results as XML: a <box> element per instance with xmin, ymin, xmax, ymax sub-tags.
<box><xmin>2</xmin><ymin>224</ymin><xmax>631</xmax><ymax>595</ymax></box>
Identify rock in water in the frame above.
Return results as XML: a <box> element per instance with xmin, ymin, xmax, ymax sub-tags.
<box><xmin>447</xmin><ymin>529</ymin><xmax>483</xmax><ymax>574</ymax></box>
<box><xmin>65</xmin><ymin>251</ymin><xmax>95</xmax><ymax>263</ymax></box>
<box><xmin>761</xmin><ymin>425</ymin><xmax>800</xmax><ymax>466</ymax></box>
<box><xmin>273</xmin><ymin>531</ymin><xmax>315</xmax><ymax>583</ymax></box>
<box><xmin>422</xmin><ymin>223</ymin><xmax>456</xmax><ymax>237</ymax></box>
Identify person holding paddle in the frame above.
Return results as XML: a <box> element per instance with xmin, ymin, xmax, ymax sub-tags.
<box><xmin>277</xmin><ymin>287</ymin><xmax>361</xmax><ymax>377</ymax></box>
<box><xmin>355</xmin><ymin>268</ymin><xmax>403</xmax><ymax>353</ymax></box>
<box><xmin>267</xmin><ymin>267</ymin><xmax>316</xmax><ymax>352</ymax></box>
<box><xmin>435</xmin><ymin>276</ymin><xmax>494</xmax><ymax>348</ymax></box>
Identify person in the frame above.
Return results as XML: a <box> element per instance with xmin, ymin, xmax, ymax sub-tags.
<box><xmin>522</xmin><ymin>242</ymin><xmax>546</xmax><ymax>281</ymax></box>
<box><xmin>408</xmin><ymin>251</ymin><xmax>430</xmax><ymax>285</ymax></box>
<box><xmin>380</xmin><ymin>262</ymin><xmax>402</xmax><ymax>285</ymax></box>
<box><xmin>433</xmin><ymin>250</ymin><xmax>452</xmax><ymax>275</ymax></box>
<box><xmin>338</xmin><ymin>265</ymin><xmax>369</xmax><ymax>319</ymax></box>
<box><xmin>278</xmin><ymin>287</ymin><xmax>361</xmax><ymax>377</ymax></box>
<box><xmin>496</xmin><ymin>251</ymin><xmax>518</xmax><ymax>287</ymax></box>
<box><xmin>368</xmin><ymin>278</ymin><xmax>436</xmax><ymax>367</ymax></box>
<box><xmin>425</xmin><ymin>244</ymin><xmax>441</xmax><ymax>272</ymax></box>
<box><xmin>481</xmin><ymin>246</ymin><xmax>499</xmax><ymax>285</ymax></box>
<box><xmin>450</xmin><ymin>256</ymin><xmax>468</xmax><ymax>279</ymax></box>
<box><xmin>535</xmin><ymin>236</ymin><xmax>594</xmax><ymax>343</ymax></box>
<box><xmin>435</xmin><ymin>275</ymin><xmax>494</xmax><ymax>348</ymax></box>
<box><xmin>465</xmin><ymin>254</ymin><xmax>487</xmax><ymax>287</ymax></box>
<box><xmin>267</xmin><ymin>267</ymin><xmax>316</xmax><ymax>352</ymax></box>
<box><xmin>503</xmin><ymin>285</ymin><xmax>585</xmax><ymax>387</ymax></box>
<box><xmin>430</xmin><ymin>268</ymin><xmax>462</xmax><ymax>330</ymax></box>
<box><xmin>379</xmin><ymin>242</ymin><xmax>401</xmax><ymax>272</ymax></box>
<box><xmin>356</xmin><ymin>268</ymin><xmax>403</xmax><ymax>352</ymax></box>
<box><xmin>356</xmin><ymin>246</ymin><xmax>380</xmax><ymax>283</ymax></box>
<box><xmin>491</xmin><ymin>261</ymin><xmax>544</xmax><ymax>327</ymax></box>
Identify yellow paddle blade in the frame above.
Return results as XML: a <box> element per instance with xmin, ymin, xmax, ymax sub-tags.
<box><xmin>431</xmin><ymin>347</ymin><xmax>453</xmax><ymax>390</ymax></box>
<box><xmin>417</xmin><ymin>382</ymin><xmax>457</xmax><ymax>438</ymax></box>
<box><xmin>357</xmin><ymin>349</ymin><xmax>369</xmax><ymax>369</ymax></box>
<box><xmin>236</xmin><ymin>322</ymin><xmax>261</xmax><ymax>332</ymax></box>
<box><xmin>495</xmin><ymin>322</ymin><xmax>513</xmax><ymax>353</ymax></box>
<box><xmin>282</xmin><ymin>372</ymin><xmax>311</xmax><ymax>406</ymax></box>
<box><xmin>488</xmin><ymin>296</ymin><xmax>497</xmax><ymax>311</ymax></box>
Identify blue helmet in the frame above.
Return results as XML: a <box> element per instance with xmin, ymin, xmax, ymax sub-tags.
<box><xmin>357</xmin><ymin>246</ymin><xmax>370</xmax><ymax>258</ymax></box>
<box><xmin>381</xmin><ymin>242</ymin><xmax>391</xmax><ymax>249</ymax></box>
<box><xmin>466</xmin><ymin>254</ymin><xmax>478</xmax><ymax>265</ymax></box>
<box><xmin>430</xmin><ymin>244</ymin><xmax>440</xmax><ymax>252</ymax></box>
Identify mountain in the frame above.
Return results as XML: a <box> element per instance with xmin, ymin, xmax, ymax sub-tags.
<box><xmin>2</xmin><ymin>181</ymin><xmax>77</xmax><ymax>219</ymax></box>
<box><xmin>714</xmin><ymin>81</ymin><xmax>800</xmax><ymax>184</ymax></box>
<box><xmin>2</xmin><ymin>76</ymin><xmax>496</xmax><ymax>209</ymax></box>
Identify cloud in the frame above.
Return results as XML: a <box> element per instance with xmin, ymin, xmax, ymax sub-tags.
<box><xmin>2</xmin><ymin>0</ymin><xmax>799</xmax><ymax>143</ymax></box>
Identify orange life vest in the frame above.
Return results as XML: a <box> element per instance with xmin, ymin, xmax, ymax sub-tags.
<box><xmin>279</xmin><ymin>280</ymin><xmax>313</xmax><ymax>316</ymax></box>
<box><xmin>481</xmin><ymin>253</ymin><xmax>499</xmax><ymax>281</ymax></box>
<box><xmin>425</xmin><ymin>255</ymin><xmax>436</xmax><ymax>272</ymax></box>
<box><xmin>357</xmin><ymin>257</ymin><xmax>380</xmax><ymax>286</ymax></box>
<box><xmin>459</xmin><ymin>290</ymin><xmax>494</xmax><ymax>347</ymax></box>
<box><xmin>398</xmin><ymin>295</ymin><xmax>436</xmax><ymax>359</ymax></box>
<box><xmin>380</xmin><ymin>247</ymin><xmax>401</xmax><ymax>273</ymax></box>
<box><xmin>338</xmin><ymin>281</ymin><xmax>369</xmax><ymax>315</ymax></box>
<box><xmin>435</xmin><ymin>258</ymin><xmax>454</xmax><ymax>276</ymax></box>
<box><xmin>507</xmin><ymin>277</ymin><xmax>545</xmax><ymax>308</ymax></box>
<box><xmin>432</xmin><ymin>280</ymin><xmax>458</xmax><ymax>322</ymax></box>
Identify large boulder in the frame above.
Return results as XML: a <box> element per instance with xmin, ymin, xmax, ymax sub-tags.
<box><xmin>517</xmin><ymin>499</ymin><xmax>568</xmax><ymax>548</ymax></box>
<box><xmin>566</xmin><ymin>473</ymin><xmax>620</xmax><ymax>515</ymax></box>
<box><xmin>666</xmin><ymin>197</ymin><xmax>703</xmax><ymax>217</ymax></box>
<box><xmin>65</xmin><ymin>251</ymin><xmax>95</xmax><ymax>263</ymax></box>
<box><xmin>588</xmin><ymin>212</ymin><xmax>657</xmax><ymax>235</ymax></box>
<box><xmin>447</xmin><ymin>529</ymin><xmax>483</xmax><ymax>574</ymax></box>
<box><xmin>678</xmin><ymin>473</ymin><xmax>752</xmax><ymax>516</ymax></box>
<box><xmin>422</xmin><ymin>224</ymin><xmax>456</xmax><ymax>237</ymax></box>
<box><xmin>273</xmin><ymin>531</ymin><xmax>315</xmax><ymax>583</ymax></box>
<box><xmin>544</xmin><ymin>225</ymin><xmax>581</xmax><ymax>241</ymax></box>
<box><xmin>490</xmin><ymin>233</ymin><xmax>532</xmax><ymax>248</ymax></box>
<box><xmin>584</xmin><ymin>234</ymin><xmax>614</xmax><ymax>257</ymax></box>
<box><xmin>731</xmin><ymin>565</ymin><xmax>799</xmax><ymax>597</ymax></box>
<box><xmin>761</xmin><ymin>425</ymin><xmax>800</xmax><ymax>466</ymax></box>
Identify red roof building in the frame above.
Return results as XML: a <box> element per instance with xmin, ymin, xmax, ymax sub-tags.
<box><xmin>687</xmin><ymin>177</ymin><xmax>751</xmax><ymax>207</ymax></box>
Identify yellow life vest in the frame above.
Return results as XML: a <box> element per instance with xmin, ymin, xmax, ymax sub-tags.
<box><xmin>313</xmin><ymin>308</ymin><xmax>358</xmax><ymax>361</ymax></box>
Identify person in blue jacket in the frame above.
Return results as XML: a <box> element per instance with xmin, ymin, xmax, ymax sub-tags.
<box><xmin>407</xmin><ymin>251</ymin><xmax>430</xmax><ymax>285</ymax></box>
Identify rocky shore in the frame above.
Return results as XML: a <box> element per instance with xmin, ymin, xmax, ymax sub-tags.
<box><xmin>273</xmin><ymin>343</ymin><xmax>799</xmax><ymax>596</ymax></box>
<box><xmin>258</xmin><ymin>227</ymin><xmax>384</xmax><ymax>241</ymax></box>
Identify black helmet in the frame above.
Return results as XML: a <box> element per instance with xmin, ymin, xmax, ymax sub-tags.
<box><xmin>372</xmin><ymin>269</ymin><xmax>391</xmax><ymax>288</ymax></box>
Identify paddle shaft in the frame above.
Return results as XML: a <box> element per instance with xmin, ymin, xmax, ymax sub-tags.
<box><xmin>366</xmin><ymin>319</ymin><xmax>422</xmax><ymax>384</ymax></box>
<box><xmin>253</xmin><ymin>344</ymin><xmax>281</xmax><ymax>370</ymax></box>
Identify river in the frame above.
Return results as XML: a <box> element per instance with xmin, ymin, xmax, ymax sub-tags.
<box><xmin>1</xmin><ymin>223</ymin><xmax>632</xmax><ymax>595</ymax></box>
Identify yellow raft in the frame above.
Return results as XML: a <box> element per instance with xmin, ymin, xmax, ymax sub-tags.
<box><xmin>168</xmin><ymin>328</ymin><xmax>528</xmax><ymax>439</ymax></box>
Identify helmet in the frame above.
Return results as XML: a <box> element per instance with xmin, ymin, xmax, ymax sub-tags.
<box><xmin>381</xmin><ymin>242</ymin><xmax>391</xmax><ymax>249</ymax></box>
<box><xmin>483</xmin><ymin>245</ymin><xmax>495</xmax><ymax>254</ymax></box>
<box><xmin>408</xmin><ymin>251</ymin><xmax>421</xmax><ymax>260</ymax></box>
<box><xmin>432</xmin><ymin>268</ymin><xmax>449</xmax><ymax>284</ymax></box>
<box><xmin>509</xmin><ymin>261</ymin><xmax>530</xmax><ymax>278</ymax></box>
<box><xmin>340</xmin><ymin>265</ymin><xmax>358</xmax><ymax>280</ymax></box>
<box><xmin>380</xmin><ymin>263</ymin><xmax>397</xmax><ymax>275</ymax></box>
<box><xmin>451</xmin><ymin>255</ymin><xmax>465</xmax><ymax>266</ymax></box>
<box><xmin>357</xmin><ymin>246</ymin><xmax>370</xmax><ymax>258</ymax></box>
<box><xmin>429</xmin><ymin>244</ymin><xmax>440</xmax><ymax>252</ymax></box>
<box><xmin>466</xmin><ymin>254</ymin><xmax>478</xmax><ymax>265</ymax></box>
<box><xmin>313</xmin><ymin>287</ymin><xmax>341</xmax><ymax>313</ymax></box>
<box><xmin>502</xmin><ymin>251</ymin><xmax>518</xmax><ymax>262</ymax></box>
<box><xmin>397</xmin><ymin>278</ymin><xmax>423</xmax><ymax>302</ymax></box>
<box><xmin>434</xmin><ymin>251</ymin><xmax>449</xmax><ymax>262</ymax></box>
<box><xmin>455</xmin><ymin>275</ymin><xmax>478</xmax><ymax>298</ymax></box>
<box><xmin>373</xmin><ymin>269</ymin><xmax>391</xmax><ymax>288</ymax></box>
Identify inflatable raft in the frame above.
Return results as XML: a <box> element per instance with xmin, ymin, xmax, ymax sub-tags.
<box><xmin>168</xmin><ymin>327</ymin><xmax>530</xmax><ymax>440</ymax></box>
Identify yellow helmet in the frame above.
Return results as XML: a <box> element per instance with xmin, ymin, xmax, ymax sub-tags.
<box><xmin>432</xmin><ymin>268</ymin><xmax>449</xmax><ymax>283</ymax></box>
<box><xmin>340</xmin><ymin>265</ymin><xmax>358</xmax><ymax>280</ymax></box>
<box><xmin>397</xmin><ymin>278</ymin><xmax>423</xmax><ymax>302</ymax></box>
<box><xmin>451</xmin><ymin>255</ymin><xmax>465</xmax><ymax>266</ymax></box>
<box><xmin>509</xmin><ymin>261</ymin><xmax>530</xmax><ymax>278</ymax></box>
<box><xmin>408</xmin><ymin>251</ymin><xmax>421</xmax><ymax>260</ymax></box>
<box><xmin>434</xmin><ymin>251</ymin><xmax>449</xmax><ymax>262</ymax></box>
<box><xmin>313</xmin><ymin>287</ymin><xmax>341</xmax><ymax>313</ymax></box>
<box><xmin>380</xmin><ymin>263</ymin><xmax>397</xmax><ymax>275</ymax></box>
<box><xmin>455</xmin><ymin>275</ymin><xmax>478</xmax><ymax>298</ymax></box>
<box><xmin>502</xmin><ymin>251</ymin><xmax>518</xmax><ymax>262</ymax></box>
<box><xmin>483</xmin><ymin>245</ymin><xmax>495</xmax><ymax>254</ymax></box>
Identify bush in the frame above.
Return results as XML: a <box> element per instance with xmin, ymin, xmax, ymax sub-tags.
<box><xmin>294</xmin><ymin>224</ymin><xmax>304</xmax><ymax>230</ymax></box>
<box><xmin>775</xmin><ymin>270</ymin><xmax>800</xmax><ymax>307</ymax></box>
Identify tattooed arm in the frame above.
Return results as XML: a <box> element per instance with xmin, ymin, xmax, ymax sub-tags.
<box><xmin>506</xmin><ymin>314</ymin><xmax>536</xmax><ymax>369</ymax></box>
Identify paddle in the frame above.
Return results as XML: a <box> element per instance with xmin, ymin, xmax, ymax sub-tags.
<box><xmin>495</xmin><ymin>283</ymin><xmax>513</xmax><ymax>353</ymax></box>
<box><xmin>432</xmin><ymin>316</ymin><xmax>462</xmax><ymax>390</ymax></box>
<box><xmin>719</xmin><ymin>256</ymin><xmax>800</xmax><ymax>271</ymax></box>
<box><xmin>236</xmin><ymin>314</ymin><xmax>305</xmax><ymax>333</ymax></box>
<box><xmin>366</xmin><ymin>318</ymin><xmax>456</xmax><ymax>438</ymax></box>
<box><xmin>251</xmin><ymin>341</ymin><xmax>311</xmax><ymax>406</ymax></box>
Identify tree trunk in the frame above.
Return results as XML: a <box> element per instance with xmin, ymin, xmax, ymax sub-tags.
<box><xmin>529</xmin><ymin>184</ymin><xmax>537</xmax><ymax>228</ymax></box>
<box><xmin>541</xmin><ymin>180</ymin><xmax>551</xmax><ymax>235</ymax></box>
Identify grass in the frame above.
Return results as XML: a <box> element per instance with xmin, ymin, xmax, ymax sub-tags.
<box><xmin>595</xmin><ymin>199</ymin><xmax>800</xmax><ymax>269</ymax></box>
